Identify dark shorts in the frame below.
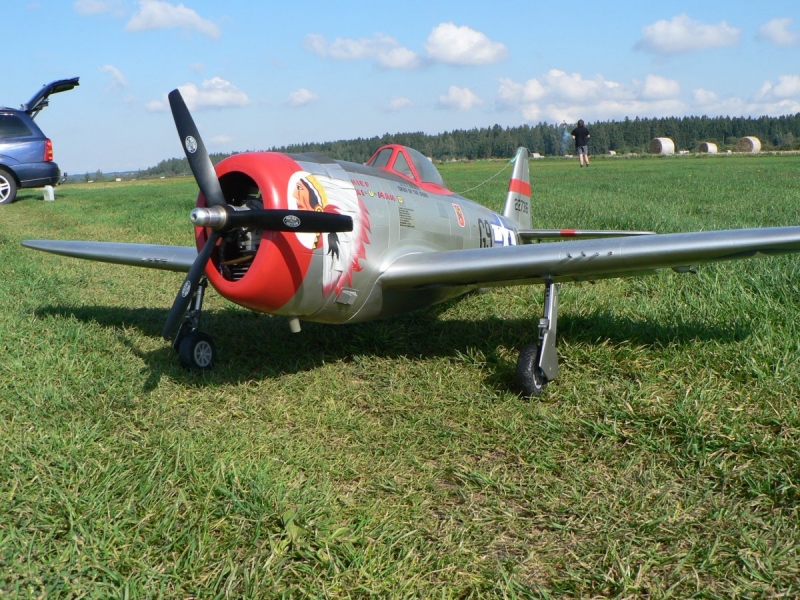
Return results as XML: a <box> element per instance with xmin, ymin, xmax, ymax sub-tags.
<box><xmin>576</xmin><ymin>146</ymin><xmax>588</xmax><ymax>155</ymax></box>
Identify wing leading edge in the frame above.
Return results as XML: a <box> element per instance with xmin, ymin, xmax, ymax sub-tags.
<box><xmin>22</xmin><ymin>240</ymin><xmax>196</xmax><ymax>272</ymax></box>
<box><xmin>380</xmin><ymin>226</ymin><xmax>800</xmax><ymax>289</ymax></box>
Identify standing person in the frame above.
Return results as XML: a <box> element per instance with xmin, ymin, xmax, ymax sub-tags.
<box><xmin>571</xmin><ymin>119</ymin><xmax>591</xmax><ymax>167</ymax></box>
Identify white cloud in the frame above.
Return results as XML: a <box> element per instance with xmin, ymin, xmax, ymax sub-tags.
<box><xmin>757</xmin><ymin>74</ymin><xmax>800</xmax><ymax>100</ymax></box>
<box><xmin>497</xmin><ymin>70</ymin><xmax>688</xmax><ymax>124</ymax></box>
<box><xmin>636</xmin><ymin>14</ymin><xmax>740</xmax><ymax>54</ymax></box>
<box><xmin>497</xmin><ymin>78</ymin><xmax>546</xmax><ymax>105</ymax></box>
<box><xmin>304</xmin><ymin>33</ymin><xmax>368</xmax><ymax>59</ymax></box>
<box><xmin>693</xmin><ymin>76</ymin><xmax>800</xmax><ymax>118</ymax></box>
<box><xmin>425</xmin><ymin>23</ymin><xmax>507</xmax><ymax>65</ymax></box>
<box><xmin>125</xmin><ymin>0</ymin><xmax>220</xmax><ymax>39</ymax></box>
<box><xmin>385</xmin><ymin>97</ymin><xmax>412</xmax><ymax>112</ymax></box>
<box><xmin>377</xmin><ymin>45</ymin><xmax>420</xmax><ymax>70</ymax></box>
<box><xmin>498</xmin><ymin>67</ymin><xmax>800</xmax><ymax>124</ymax></box>
<box><xmin>179</xmin><ymin>78</ymin><xmax>248</xmax><ymax>110</ymax></box>
<box><xmin>287</xmin><ymin>88</ymin><xmax>320</xmax><ymax>107</ymax></box>
<box><xmin>758</xmin><ymin>18</ymin><xmax>798</xmax><ymax>47</ymax></box>
<box><xmin>144</xmin><ymin>99</ymin><xmax>164</xmax><ymax>112</ymax></box>
<box><xmin>73</xmin><ymin>0</ymin><xmax>120</xmax><ymax>14</ymax></box>
<box><xmin>499</xmin><ymin>70</ymin><xmax>628</xmax><ymax>113</ymax></box>
<box><xmin>146</xmin><ymin>77</ymin><xmax>249</xmax><ymax>112</ymax></box>
<box><xmin>100</xmin><ymin>64</ymin><xmax>128</xmax><ymax>89</ymax></box>
<box><xmin>754</xmin><ymin>99</ymin><xmax>800</xmax><ymax>115</ymax></box>
<box><xmin>437</xmin><ymin>86</ymin><xmax>483</xmax><ymax>110</ymax></box>
<box><xmin>772</xmin><ymin>75</ymin><xmax>800</xmax><ymax>97</ymax></box>
<box><xmin>693</xmin><ymin>88</ymin><xmax>718</xmax><ymax>104</ymax></box>
<box><xmin>305</xmin><ymin>23</ymin><xmax>507</xmax><ymax>68</ymax></box>
<box><xmin>304</xmin><ymin>33</ymin><xmax>420</xmax><ymax>69</ymax></box>
<box><xmin>641</xmin><ymin>74</ymin><xmax>680</xmax><ymax>100</ymax></box>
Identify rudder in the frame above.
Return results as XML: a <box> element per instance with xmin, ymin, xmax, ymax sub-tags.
<box><xmin>502</xmin><ymin>147</ymin><xmax>531</xmax><ymax>229</ymax></box>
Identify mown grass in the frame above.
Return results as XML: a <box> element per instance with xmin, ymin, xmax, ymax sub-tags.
<box><xmin>0</xmin><ymin>154</ymin><xmax>799</xmax><ymax>598</ymax></box>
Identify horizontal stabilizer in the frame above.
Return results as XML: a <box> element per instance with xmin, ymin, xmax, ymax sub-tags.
<box><xmin>22</xmin><ymin>240</ymin><xmax>196</xmax><ymax>272</ymax></box>
<box><xmin>518</xmin><ymin>228</ymin><xmax>655</xmax><ymax>242</ymax></box>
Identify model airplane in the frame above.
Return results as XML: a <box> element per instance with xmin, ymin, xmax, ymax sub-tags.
<box><xmin>23</xmin><ymin>90</ymin><xmax>800</xmax><ymax>396</ymax></box>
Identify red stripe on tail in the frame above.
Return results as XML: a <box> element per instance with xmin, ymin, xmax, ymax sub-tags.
<box><xmin>508</xmin><ymin>178</ymin><xmax>531</xmax><ymax>196</ymax></box>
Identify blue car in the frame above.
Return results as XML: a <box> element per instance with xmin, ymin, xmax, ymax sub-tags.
<box><xmin>0</xmin><ymin>77</ymin><xmax>79</xmax><ymax>204</ymax></box>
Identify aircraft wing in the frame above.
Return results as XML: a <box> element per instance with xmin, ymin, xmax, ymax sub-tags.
<box><xmin>21</xmin><ymin>240</ymin><xmax>196</xmax><ymax>272</ymax></box>
<box><xmin>380</xmin><ymin>226</ymin><xmax>800</xmax><ymax>289</ymax></box>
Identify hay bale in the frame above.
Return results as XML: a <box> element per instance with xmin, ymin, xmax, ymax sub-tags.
<box><xmin>736</xmin><ymin>136</ymin><xmax>761</xmax><ymax>153</ymax></box>
<box><xmin>608</xmin><ymin>150</ymin><xmax>616</xmax><ymax>156</ymax></box>
<box><xmin>649</xmin><ymin>137</ymin><xmax>675</xmax><ymax>155</ymax></box>
<box><xmin>699</xmin><ymin>142</ymin><xmax>718</xmax><ymax>154</ymax></box>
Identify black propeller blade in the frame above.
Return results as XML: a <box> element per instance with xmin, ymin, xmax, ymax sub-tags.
<box><xmin>163</xmin><ymin>88</ymin><xmax>226</xmax><ymax>340</ymax></box>
<box><xmin>190</xmin><ymin>205</ymin><xmax>353</xmax><ymax>233</ymax></box>
<box><xmin>168</xmin><ymin>89</ymin><xmax>226</xmax><ymax>208</ymax></box>
<box><xmin>162</xmin><ymin>230</ymin><xmax>220</xmax><ymax>339</ymax></box>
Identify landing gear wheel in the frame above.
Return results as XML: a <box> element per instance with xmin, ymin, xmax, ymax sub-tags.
<box><xmin>178</xmin><ymin>330</ymin><xmax>216</xmax><ymax>370</ymax></box>
<box><xmin>0</xmin><ymin>169</ymin><xmax>18</xmax><ymax>204</ymax></box>
<box><xmin>516</xmin><ymin>344</ymin><xmax>547</xmax><ymax>397</ymax></box>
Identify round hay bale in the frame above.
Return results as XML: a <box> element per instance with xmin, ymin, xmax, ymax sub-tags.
<box><xmin>699</xmin><ymin>142</ymin><xmax>718</xmax><ymax>154</ymax></box>
<box><xmin>649</xmin><ymin>137</ymin><xmax>675</xmax><ymax>155</ymax></box>
<box><xmin>736</xmin><ymin>136</ymin><xmax>761</xmax><ymax>153</ymax></box>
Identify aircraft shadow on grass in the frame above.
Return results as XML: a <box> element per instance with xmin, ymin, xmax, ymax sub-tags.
<box><xmin>35</xmin><ymin>300</ymin><xmax>752</xmax><ymax>395</ymax></box>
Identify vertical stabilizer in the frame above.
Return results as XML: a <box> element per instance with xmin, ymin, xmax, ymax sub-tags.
<box><xmin>502</xmin><ymin>147</ymin><xmax>531</xmax><ymax>229</ymax></box>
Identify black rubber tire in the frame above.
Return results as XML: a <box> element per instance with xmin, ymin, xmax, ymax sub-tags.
<box><xmin>516</xmin><ymin>343</ymin><xmax>547</xmax><ymax>397</ymax></box>
<box><xmin>178</xmin><ymin>330</ymin><xmax>216</xmax><ymax>370</ymax></box>
<box><xmin>0</xmin><ymin>169</ymin><xmax>18</xmax><ymax>204</ymax></box>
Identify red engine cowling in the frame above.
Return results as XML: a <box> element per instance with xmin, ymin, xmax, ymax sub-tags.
<box><xmin>194</xmin><ymin>152</ymin><xmax>319</xmax><ymax>315</ymax></box>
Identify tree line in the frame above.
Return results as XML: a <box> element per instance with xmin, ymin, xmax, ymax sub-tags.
<box><xmin>130</xmin><ymin>113</ymin><xmax>800</xmax><ymax>179</ymax></box>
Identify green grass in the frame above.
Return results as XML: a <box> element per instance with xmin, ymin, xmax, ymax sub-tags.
<box><xmin>1</xmin><ymin>154</ymin><xmax>799</xmax><ymax>598</ymax></box>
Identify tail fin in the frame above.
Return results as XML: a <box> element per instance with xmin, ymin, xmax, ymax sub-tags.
<box><xmin>502</xmin><ymin>147</ymin><xmax>531</xmax><ymax>229</ymax></box>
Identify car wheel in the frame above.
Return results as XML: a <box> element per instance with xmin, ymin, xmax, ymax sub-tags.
<box><xmin>0</xmin><ymin>169</ymin><xmax>18</xmax><ymax>204</ymax></box>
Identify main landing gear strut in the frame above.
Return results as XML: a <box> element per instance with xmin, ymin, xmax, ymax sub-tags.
<box><xmin>516</xmin><ymin>281</ymin><xmax>559</xmax><ymax>397</ymax></box>
<box><xmin>172</xmin><ymin>277</ymin><xmax>216</xmax><ymax>370</ymax></box>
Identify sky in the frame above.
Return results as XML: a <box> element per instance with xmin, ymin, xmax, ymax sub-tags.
<box><xmin>4</xmin><ymin>1</ymin><xmax>800</xmax><ymax>174</ymax></box>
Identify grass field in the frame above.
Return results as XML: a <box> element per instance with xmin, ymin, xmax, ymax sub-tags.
<box><xmin>1</xmin><ymin>153</ymin><xmax>799</xmax><ymax>598</ymax></box>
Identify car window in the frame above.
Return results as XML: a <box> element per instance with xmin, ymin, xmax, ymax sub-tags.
<box><xmin>0</xmin><ymin>114</ymin><xmax>33</xmax><ymax>139</ymax></box>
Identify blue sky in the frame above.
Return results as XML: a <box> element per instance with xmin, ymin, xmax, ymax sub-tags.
<box><xmin>6</xmin><ymin>1</ymin><xmax>800</xmax><ymax>174</ymax></box>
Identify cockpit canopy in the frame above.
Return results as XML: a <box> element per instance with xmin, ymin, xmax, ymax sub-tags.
<box><xmin>366</xmin><ymin>144</ymin><xmax>450</xmax><ymax>194</ymax></box>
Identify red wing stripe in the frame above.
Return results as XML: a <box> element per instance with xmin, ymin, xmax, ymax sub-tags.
<box><xmin>508</xmin><ymin>178</ymin><xmax>531</xmax><ymax>196</ymax></box>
